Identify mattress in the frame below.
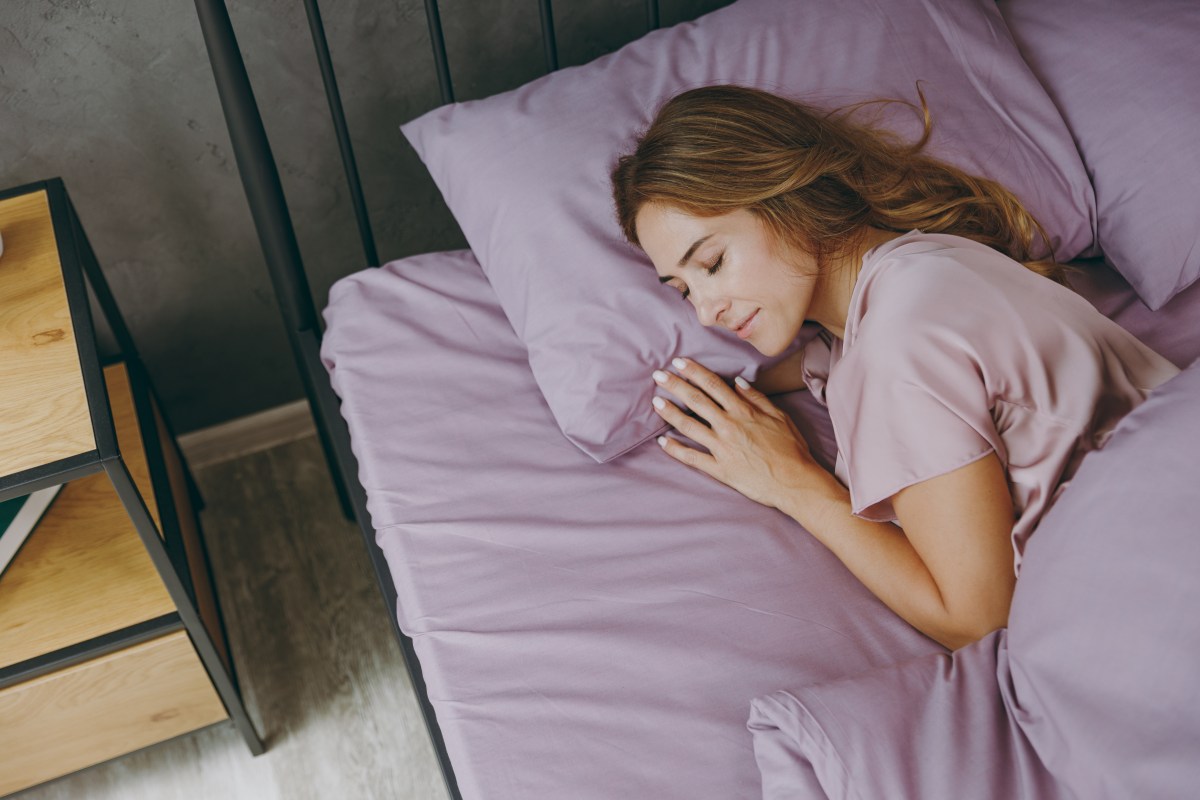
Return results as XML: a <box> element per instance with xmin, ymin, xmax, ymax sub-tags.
<box><xmin>320</xmin><ymin>251</ymin><xmax>1200</xmax><ymax>799</ymax></box>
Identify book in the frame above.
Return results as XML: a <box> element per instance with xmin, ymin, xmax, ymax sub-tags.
<box><xmin>0</xmin><ymin>485</ymin><xmax>63</xmax><ymax>579</ymax></box>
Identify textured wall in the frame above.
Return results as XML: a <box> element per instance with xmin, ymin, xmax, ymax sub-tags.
<box><xmin>0</xmin><ymin>0</ymin><xmax>729</xmax><ymax>434</ymax></box>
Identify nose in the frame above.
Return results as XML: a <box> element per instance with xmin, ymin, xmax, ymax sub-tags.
<box><xmin>691</xmin><ymin>291</ymin><xmax>729</xmax><ymax>328</ymax></box>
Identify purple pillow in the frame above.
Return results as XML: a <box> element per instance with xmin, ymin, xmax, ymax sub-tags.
<box><xmin>748</xmin><ymin>631</ymin><xmax>1067</xmax><ymax>799</ymax></box>
<box><xmin>402</xmin><ymin>0</ymin><xmax>1097</xmax><ymax>462</ymax></box>
<box><xmin>1006</xmin><ymin>358</ymin><xmax>1200</xmax><ymax>797</ymax></box>
<box><xmin>999</xmin><ymin>0</ymin><xmax>1200</xmax><ymax>310</ymax></box>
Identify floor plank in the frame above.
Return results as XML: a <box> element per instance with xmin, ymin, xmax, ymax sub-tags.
<box><xmin>13</xmin><ymin>435</ymin><xmax>447</xmax><ymax>800</ymax></box>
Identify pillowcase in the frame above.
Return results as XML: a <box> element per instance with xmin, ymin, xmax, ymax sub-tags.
<box><xmin>1006</xmin><ymin>358</ymin><xmax>1200</xmax><ymax>797</ymax></box>
<box><xmin>999</xmin><ymin>0</ymin><xmax>1200</xmax><ymax>310</ymax></box>
<box><xmin>748</xmin><ymin>631</ymin><xmax>1067</xmax><ymax>800</ymax></box>
<box><xmin>402</xmin><ymin>0</ymin><xmax>1097</xmax><ymax>462</ymax></box>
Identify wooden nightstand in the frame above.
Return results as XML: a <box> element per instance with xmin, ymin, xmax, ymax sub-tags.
<box><xmin>0</xmin><ymin>179</ymin><xmax>262</xmax><ymax>796</ymax></box>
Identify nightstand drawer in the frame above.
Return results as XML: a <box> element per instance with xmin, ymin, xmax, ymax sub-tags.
<box><xmin>0</xmin><ymin>629</ymin><xmax>228</xmax><ymax>795</ymax></box>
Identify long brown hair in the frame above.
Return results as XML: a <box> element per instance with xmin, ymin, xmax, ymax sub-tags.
<box><xmin>612</xmin><ymin>84</ymin><xmax>1081</xmax><ymax>287</ymax></box>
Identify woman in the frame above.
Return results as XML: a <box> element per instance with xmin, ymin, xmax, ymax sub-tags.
<box><xmin>611</xmin><ymin>85</ymin><xmax>1179</xmax><ymax>651</ymax></box>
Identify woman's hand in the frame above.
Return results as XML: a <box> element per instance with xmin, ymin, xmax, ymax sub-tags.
<box><xmin>651</xmin><ymin>357</ymin><xmax>839</xmax><ymax>509</ymax></box>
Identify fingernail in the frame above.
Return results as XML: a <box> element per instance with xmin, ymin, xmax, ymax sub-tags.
<box><xmin>652</xmin><ymin>370</ymin><xmax>668</xmax><ymax>384</ymax></box>
<box><xmin>734</xmin><ymin>376</ymin><xmax>750</xmax><ymax>390</ymax></box>
<box><xmin>672</xmin><ymin>357</ymin><xmax>687</xmax><ymax>370</ymax></box>
<box><xmin>657</xmin><ymin>436</ymin><xmax>668</xmax><ymax>448</ymax></box>
<box><xmin>652</xmin><ymin>397</ymin><xmax>666</xmax><ymax>410</ymax></box>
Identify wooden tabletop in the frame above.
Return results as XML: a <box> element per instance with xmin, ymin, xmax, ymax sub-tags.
<box><xmin>0</xmin><ymin>189</ymin><xmax>96</xmax><ymax>480</ymax></box>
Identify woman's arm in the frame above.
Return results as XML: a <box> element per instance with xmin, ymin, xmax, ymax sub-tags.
<box><xmin>753</xmin><ymin>342</ymin><xmax>809</xmax><ymax>395</ymax></box>
<box><xmin>782</xmin><ymin>452</ymin><xmax>1016</xmax><ymax>650</ymax></box>
<box><xmin>651</xmin><ymin>358</ymin><xmax>1015</xmax><ymax>651</ymax></box>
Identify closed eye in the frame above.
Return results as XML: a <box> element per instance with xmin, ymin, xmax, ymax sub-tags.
<box><xmin>665</xmin><ymin>253</ymin><xmax>722</xmax><ymax>302</ymax></box>
<box><xmin>658</xmin><ymin>278</ymin><xmax>689</xmax><ymax>301</ymax></box>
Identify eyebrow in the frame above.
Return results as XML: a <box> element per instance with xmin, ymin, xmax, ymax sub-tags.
<box><xmin>677</xmin><ymin>234</ymin><xmax>712</xmax><ymax>268</ymax></box>
<box><xmin>658</xmin><ymin>234</ymin><xmax>713</xmax><ymax>284</ymax></box>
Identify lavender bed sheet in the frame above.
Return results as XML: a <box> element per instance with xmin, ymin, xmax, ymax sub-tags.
<box><xmin>320</xmin><ymin>252</ymin><xmax>1200</xmax><ymax>800</ymax></box>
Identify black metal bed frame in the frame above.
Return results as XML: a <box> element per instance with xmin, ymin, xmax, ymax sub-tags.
<box><xmin>191</xmin><ymin>2</ymin><xmax>663</xmax><ymax>797</ymax></box>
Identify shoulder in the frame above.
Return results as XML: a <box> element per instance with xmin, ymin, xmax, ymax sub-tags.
<box><xmin>831</xmin><ymin>248</ymin><xmax>999</xmax><ymax>407</ymax></box>
<box><xmin>848</xmin><ymin>233</ymin><xmax>1019</xmax><ymax>362</ymax></box>
<box><xmin>865</xmin><ymin>233</ymin><xmax>1013</xmax><ymax>312</ymax></box>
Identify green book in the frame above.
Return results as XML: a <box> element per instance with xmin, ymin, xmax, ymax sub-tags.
<box><xmin>0</xmin><ymin>485</ymin><xmax>63</xmax><ymax>579</ymax></box>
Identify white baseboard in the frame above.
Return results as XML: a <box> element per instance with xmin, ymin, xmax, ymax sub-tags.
<box><xmin>179</xmin><ymin>399</ymin><xmax>316</xmax><ymax>469</ymax></box>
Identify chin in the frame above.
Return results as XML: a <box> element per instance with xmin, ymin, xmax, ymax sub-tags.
<box><xmin>751</xmin><ymin>337</ymin><xmax>789</xmax><ymax>358</ymax></box>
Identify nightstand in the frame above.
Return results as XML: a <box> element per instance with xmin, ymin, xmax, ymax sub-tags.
<box><xmin>0</xmin><ymin>179</ymin><xmax>262</xmax><ymax>796</ymax></box>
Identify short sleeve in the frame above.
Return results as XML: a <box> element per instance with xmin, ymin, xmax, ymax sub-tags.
<box><xmin>800</xmin><ymin>331</ymin><xmax>834</xmax><ymax>406</ymax></box>
<box><xmin>827</xmin><ymin>331</ymin><xmax>999</xmax><ymax>523</ymax></box>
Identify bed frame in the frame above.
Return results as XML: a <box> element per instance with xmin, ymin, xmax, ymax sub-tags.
<box><xmin>191</xmin><ymin>2</ymin><xmax>665</xmax><ymax>797</ymax></box>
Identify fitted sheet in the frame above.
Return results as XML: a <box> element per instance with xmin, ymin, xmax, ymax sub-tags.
<box><xmin>320</xmin><ymin>251</ymin><xmax>1200</xmax><ymax>800</ymax></box>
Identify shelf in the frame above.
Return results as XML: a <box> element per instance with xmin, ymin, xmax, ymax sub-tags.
<box><xmin>0</xmin><ymin>189</ymin><xmax>96</xmax><ymax>480</ymax></box>
<box><xmin>0</xmin><ymin>629</ymin><xmax>228</xmax><ymax>796</ymax></box>
<box><xmin>0</xmin><ymin>362</ymin><xmax>174</xmax><ymax>668</ymax></box>
<box><xmin>0</xmin><ymin>179</ymin><xmax>262</xmax><ymax>778</ymax></box>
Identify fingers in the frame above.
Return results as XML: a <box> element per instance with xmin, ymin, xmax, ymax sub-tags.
<box><xmin>657</xmin><ymin>434</ymin><xmax>718</xmax><ymax>476</ymax></box>
<box><xmin>652</xmin><ymin>395</ymin><xmax>716</xmax><ymax>448</ymax></box>
<box><xmin>734</xmin><ymin>375</ymin><xmax>781</xmax><ymax>416</ymax></box>
<box><xmin>653</xmin><ymin>369</ymin><xmax>724</xmax><ymax>429</ymax></box>
<box><xmin>668</xmin><ymin>358</ymin><xmax>742</xmax><ymax>411</ymax></box>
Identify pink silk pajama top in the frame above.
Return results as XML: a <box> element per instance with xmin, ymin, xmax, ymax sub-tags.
<box><xmin>800</xmin><ymin>230</ymin><xmax>1181</xmax><ymax>575</ymax></box>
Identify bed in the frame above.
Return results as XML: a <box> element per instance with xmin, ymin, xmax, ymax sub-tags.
<box><xmin>193</xmin><ymin>1</ymin><xmax>1200</xmax><ymax>798</ymax></box>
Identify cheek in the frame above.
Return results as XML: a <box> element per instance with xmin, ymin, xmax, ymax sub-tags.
<box><xmin>753</xmin><ymin>254</ymin><xmax>795</xmax><ymax>291</ymax></box>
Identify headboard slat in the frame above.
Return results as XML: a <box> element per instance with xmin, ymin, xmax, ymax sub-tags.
<box><xmin>301</xmin><ymin>0</ymin><xmax>380</xmax><ymax>270</ymax></box>
<box><xmin>538</xmin><ymin>0</ymin><xmax>560</xmax><ymax>72</ymax></box>
<box><xmin>191</xmin><ymin>0</ymin><xmax>318</xmax><ymax>337</ymax></box>
<box><xmin>424</xmin><ymin>0</ymin><xmax>455</xmax><ymax>104</ymax></box>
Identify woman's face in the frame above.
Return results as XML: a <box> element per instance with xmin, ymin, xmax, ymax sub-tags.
<box><xmin>635</xmin><ymin>203</ymin><xmax>819</xmax><ymax>357</ymax></box>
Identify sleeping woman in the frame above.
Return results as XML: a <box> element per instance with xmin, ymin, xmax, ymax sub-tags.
<box><xmin>611</xmin><ymin>85</ymin><xmax>1180</xmax><ymax>651</ymax></box>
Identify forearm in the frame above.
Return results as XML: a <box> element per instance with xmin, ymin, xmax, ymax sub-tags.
<box><xmin>778</xmin><ymin>481</ymin><xmax>967</xmax><ymax>650</ymax></box>
<box><xmin>654</xmin><ymin>355</ymin><xmax>993</xmax><ymax>649</ymax></box>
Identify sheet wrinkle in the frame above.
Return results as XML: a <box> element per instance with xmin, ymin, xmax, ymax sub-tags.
<box><xmin>447</xmin><ymin>296</ymin><xmax>509</xmax><ymax>347</ymax></box>
<box><xmin>378</xmin><ymin>524</ymin><xmax>585</xmax><ymax>566</ymax></box>
<box><xmin>753</xmin><ymin>691</ymin><xmax>859</xmax><ymax>800</ymax></box>
<box><xmin>670</xmin><ymin>589</ymin><xmax>859</xmax><ymax>644</ymax></box>
<box><xmin>519</xmin><ymin>681</ymin><xmax>647</xmax><ymax>760</ymax></box>
<box><xmin>805</xmin><ymin>691</ymin><xmax>868</xmax><ymax>800</ymax></box>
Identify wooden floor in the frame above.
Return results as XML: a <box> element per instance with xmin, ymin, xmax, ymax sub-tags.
<box><xmin>15</xmin><ymin>435</ymin><xmax>448</xmax><ymax>800</ymax></box>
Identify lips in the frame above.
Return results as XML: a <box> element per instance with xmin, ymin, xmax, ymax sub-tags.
<box><xmin>733</xmin><ymin>309</ymin><xmax>759</xmax><ymax>340</ymax></box>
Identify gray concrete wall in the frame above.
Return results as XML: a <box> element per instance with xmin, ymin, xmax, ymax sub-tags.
<box><xmin>0</xmin><ymin>0</ymin><xmax>729</xmax><ymax>434</ymax></box>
